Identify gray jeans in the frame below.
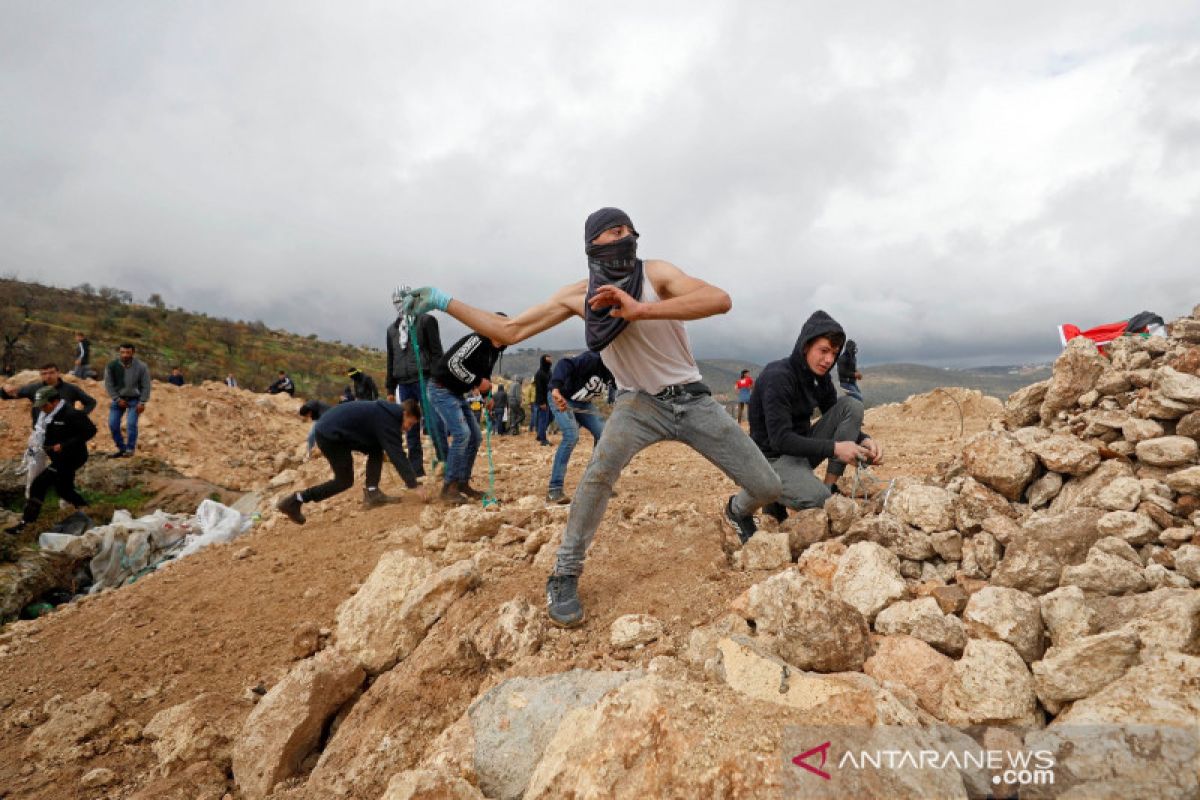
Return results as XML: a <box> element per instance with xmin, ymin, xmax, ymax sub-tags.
<box><xmin>554</xmin><ymin>390</ymin><xmax>782</xmax><ymax>576</ymax></box>
<box><xmin>732</xmin><ymin>395</ymin><xmax>865</xmax><ymax>513</ymax></box>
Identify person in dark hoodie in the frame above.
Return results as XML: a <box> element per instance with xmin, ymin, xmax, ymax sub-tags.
<box><xmin>533</xmin><ymin>354</ymin><xmax>553</xmax><ymax>446</ymax></box>
<box><xmin>507</xmin><ymin>376</ymin><xmax>525</xmax><ymax>435</ymax></box>
<box><xmin>386</xmin><ymin>310</ymin><xmax>446</xmax><ymax>477</ymax></box>
<box><xmin>837</xmin><ymin>339</ymin><xmax>864</xmax><ymax>402</ymax></box>
<box><xmin>728</xmin><ymin>311</ymin><xmax>882</xmax><ymax>525</ymax></box>
<box><xmin>397</xmin><ymin>207</ymin><xmax>781</xmax><ymax>628</ymax></box>
<box><xmin>347</xmin><ymin>367</ymin><xmax>379</xmax><ymax>401</ymax></box>
<box><xmin>546</xmin><ymin>351</ymin><xmax>613</xmax><ymax>504</ymax></box>
<box><xmin>491</xmin><ymin>381</ymin><xmax>509</xmax><ymax>435</ymax></box>
<box><xmin>276</xmin><ymin>399</ymin><xmax>424</xmax><ymax>523</ymax></box>
<box><xmin>6</xmin><ymin>387</ymin><xmax>97</xmax><ymax>535</ymax></box>
<box><xmin>428</xmin><ymin>324</ymin><xmax>506</xmax><ymax>505</ymax></box>
<box><xmin>298</xmin><ymin>398</ymin><xmax>332</xmax><ymax>456</ymax></box>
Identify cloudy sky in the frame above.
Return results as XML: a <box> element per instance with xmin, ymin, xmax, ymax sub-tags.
<box><xmin>3</xmin><ymin>1</ymin><xmax>1198</xmax><ymax>367</ymax></box>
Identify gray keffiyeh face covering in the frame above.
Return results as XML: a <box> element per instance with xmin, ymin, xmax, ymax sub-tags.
<box><xmin>583</xmin><ymin>208</ymin><xmax>643</xmax><ymax>352</ymax></box>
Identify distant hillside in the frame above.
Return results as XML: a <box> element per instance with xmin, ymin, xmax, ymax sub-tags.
<box><xmin>859</xmin><ymin>362</ymin><xmax>1051</xmax><ymax>407</ymax></box>
<box><xmin>0</xmin><ymin>279</ymin><xmax>385</xmax><ymax>401</ymax></box>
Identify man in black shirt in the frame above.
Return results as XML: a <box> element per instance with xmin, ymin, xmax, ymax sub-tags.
<box><xmin>837</xmin><ymin>339</ymin><xmax>863</xmax><ymax>402</ymax></box>
<box><xmin>533</xmin><ymin>354</ymin><xmax>553</xmax><ymax>446</ymax></box>
<box><xmin>2</xmin><ymin>364</ymin><xmax>97</xmax><ymax>426</ymax></box>
<box><xmin>73</xmin><ymin>332</ymin><xmax>91</xmax><ymax>378</ymax></box>
<box><xmin>276</xmin><ymin>399</ymin><xmax>425</xmax><ymax>523</ymax></box>
<box><xmin>268</xmin><ymin>371</ymin><xmax>295</xmax><ymax>396</ymax></box>
<box><xmin>347</xmin><ymin>367</ymin><xmax>379</xmax><ymax>401</ymax></box>
<box><xmin>6</xmin><ymin>387</ymin><xmax>97</xmax><ymax>535</ymax></box>
<box><xmin>386</xmin><ymin>310</ymin><xmax>446</xmax><ymax>477</ymax></box>
<box><xmin>428</xmin><ymin>328</ymin><xmax>504</xmax><ymax>504</ymax></box>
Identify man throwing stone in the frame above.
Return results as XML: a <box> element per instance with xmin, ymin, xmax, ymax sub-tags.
<box><xmin>731</xmin><ymin>311</ymin><xmax>882</xmax><ymax>523</ymax></box>
<box><xmin>400</xmin><ymin>207</ymin><xmax>781</xmax><ymax>627</ymax></box>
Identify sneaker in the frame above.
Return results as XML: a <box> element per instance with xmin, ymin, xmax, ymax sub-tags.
<box><xmin>440</xmin><ymin>482</ymin><xmax>469</xmax><ymax>506</ymax></box>
<box><xmin>546</xmin><ymin>489</ymin><xmax>570</xmax><ymax>505</ymax></box>
<box><xmin>108</xmin><ymin>450</ymin><xmax>127</xmax><ymax>459</ymax></box>
<box><xmin>362</xmin><ymin>487</ymin><xmax>401</xmax><ymax>508</ymax></box>
<box><xmin>539</xmin><ymin>440</ymin><xmax>553</xmax><ymax>447</ymax></box>
<box><xmin>723</xmin><ymin>496</ymin><xmax>757</xmax><ymax>545</ymax></box>
<box><xmin>763</xmin><ymin>502</ymin><xmax>789</xmax><ymax>524</ymax></box>
<box><xmin>459</xmin><ymin>483</ymin><xmax>486</xmax><ymax>500</ymax></box>
<box><xmin>4</xmin><ymin>521</ymin><xmax>27</xmax><ymax>536</ymax></box>
<box><xmin>545</xmin><ymin>573</ymin><xmax>585</xmax><ymax>628</ymax></box>
<box><xmin>276</xmin><ymin>493</ymin><xmax>306</xmax><ymax>525</ymax></box>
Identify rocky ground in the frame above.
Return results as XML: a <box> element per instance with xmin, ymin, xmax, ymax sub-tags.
<box><xmin>0</xmin><ymin>308</ymin><xmax>1197</xmax><ymax>799</ymax></box>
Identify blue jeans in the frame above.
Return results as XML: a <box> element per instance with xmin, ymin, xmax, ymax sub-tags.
<box><xmin>548</xmin><ymin>401</ymin><xmax>605</xmax><ymax>493</ymax></box>
<box><xmin>840</xmin><ymin>382</ymin><xmax>863</xmax><ymax>402</ymax></box>
<box><xmin>397</xmin><ymin>382</ymin><xmax>447</xmax><ymax>476</ymax></box>
<box><xmin>108</xmin><ymin>399</ymin><xmax>140</xmax><ymax>452</ymax></box>
<box><xmin>535</xmin><ymin>404</ymin><xmax>550</xmax><ymax>442</ymax></box>
<box><xmin>428</xmin><ymin>383</ymin><xmax>481</xmax><ymax>486</ymax></box>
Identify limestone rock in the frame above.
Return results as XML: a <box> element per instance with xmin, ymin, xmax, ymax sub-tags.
<box><xmin>1026</xmin><ymin>471</ymin><xmax>1063</xmax><ymax>508</ymax></box>
<box><xmin>1027</xmin><ymin>434</ymin><xmax>1101</xmax><ymax>476</ymax></box>
<box><xmin>22</xmin><ymin>690</ymin><xmax>117</xmax><ymax>760</ymax></box>
<box><xmin>794</xmin><ymin>540</ymin><xmax>846</xmax><ymax>590</ymax></box>
<box><xmin>470</xmin><ymin>598</ymin><xmax>546</xmax><ymax>665</ymax></box>
<box><xmin>143</xmin><ymin>693</ymin><xmax>249</xmax><ymax>773</ymax></box>
<box><xmin>890</xmin><ymin>484</ymin><xmax>956</xmax><ymax>533</ymax></box>
<box><xmin>863</xmin><ymin>634</ymin><xmax>954</xmax><ymax>716</ymax></box>
<box><xmin>990</xmin><ymin>508</ymin><xmax>1106</xmax><ymax>595</ymax></box>
<box><xmin>684</xmin><ymin>613</ymin><xmax>752</xmax><ymax>668</ymax></box>
<box><xmin>940</xmin><ymin>639</ymin><xmax>1041</xmax><ymax>728</ymax></box>
<box><xmin>1031</xmin><ymin>630</ymin><xmax>1141</xmax><ymax>704</ymax></box>
<box><xmin>441</xmin><ymin>505</ymin><xmax>503</xmax><ymax>541</ymax></box>
<box><xmin>232</xmin><ymin>649</ymin><xmax>365</xmax><ymax>800</ymax></box>
<box><xmin>1091</xmin><ymin>588</ymin><xmax>1200</xmax><ymax>654</ymax></box>
<box><xmin>824</xmin><ymin>493</ymin><xmax>860</xmax><ymax>535</ymax></box>
<box><xmin>844</xmin><ymin>513</ymin><xmax>934</xmax><ymax>560</ymax></box>
<box><xmin>1004</xmin><ymin>380</ymin><xmax>1049</xmax><ymax>428</ymax></box>
<box><xmin>960</xmin><ymin>531</ymin><xmax>1000</xmax><ymax>579</ymax></box>
<box><xmin>1096</xmin><ymin>479</ymin><xmax>1145</xmax><ymax>513</ymax></box>
<box><xmin>382</xmin><ymin>769</ymin><xmax>484</xmax><ymax>800</ymax></box>
<box><xmin>963</xmin><ymin>586</ymin><xmax>1044</xmax><ymax>662</ymax></box>
<box><xmin>1156</xmin><ymin>366</ymin><xmax>1200</xmax><ymax>405</ymax></box>
<box><xmin>962</xmin><ymin>431</ymin><xmax>1038</xmax><ymax>501</ymax></box>
<box><xmin>1135</xmin><ymin>391</ymin><xmax>1192</xmax><ymax>420</ymax></box>
<box><xmin>468</xmin><ymin>670</ymin><xmax>639</xmax><ymax>800</ymax></box>
<box><xmin>1178</xmin><ymin>410</ymin><xmax>1200</xmax><ymax>440</ymax></box>
<box><xmin>1123</xmin><ymin>416</ymin><xmax>1166</xmax><ymax>442</ymax></box>
<box><xmin>743</xmin><ymin>569</ymin><xmax>869</xmax><ymax>671</ymax></box>
<box><xmin>781</xmin><ymin>508</ymin><xmax>828</xmax><ymax>557</ymax></box>
<box><xmin>1136</xmin><ymin>436</ymin><xmax>1199</xmax><ymax>467</ymax></box>
<box><xmin>1050</xmin><ymin>459</ymin><xmax>1135</xmax><ymax>512</ymax></box>
<box><xmin>1040</xmin><ymin>337</ymin><xmax>1108</xmax><ymax>423</ymax></box>
<box><xmin>1175</xmin><ymin>545</ymin><xmax>1200</xmax><ymax>583</ymax></box>
<box><xmin>128</xmin><ymin>761</ymin><xmax>228</xmax><ymax>800</ymax></box>
<box><xmin>1096</xmin><ymin>511</ymin><xmax>1159</xmax><ymax>546</ymax></box>
<box><xmin>80</xmin><ymin>767</ymin><xmax>117</xmax><ymax>788</ymax></box>
<box><xmin>1039</xmin><ymin>586</ymin><xmax>1097</xmax><ymax>647</ymax></box>
<box><xmin>831</xmin><ymin>542</ymin><xmax>907</xmax><ymax>623</ymax></box>
<box><xmin>873</xmin><ymin>597</ymin><xmax>967</xmax><ymax>656</ymax></box>
<box><xmin>334</xmin><ymin>554</ymin><xmax>478</xmax><ymax>674</ymax></box>
<box><xmin>954</xmin><ymin>478</ymin><xmax>1014</xmax><ymax>532</ymax></box>
<box><xmin>930</xmin><ymin>529</ymin><xmax>963</xmax><ymax>561</ymax></box>
<box><xmin>1145</xmin><ymin>562</ymin><xmax>1192</xmax><ymax>589</ymax></box>
<box><xmin>738</xmin><ymin>531</ymin><xmax>791</xmax><ymax>571</ymax></box>
<box><xmin>1166</xmin><ymin>465</ymin><xmax>1200</xmax><ymax>494</ymax></box>
<box><xmin>1060</xmin><ymin>548</ymin><xmax>1149</xmax><ymax>595</ymax></box>
<box><xmin>610</xmin><ymin>614</ymin><xmax>664</xmax><ymax>649</ymax></box>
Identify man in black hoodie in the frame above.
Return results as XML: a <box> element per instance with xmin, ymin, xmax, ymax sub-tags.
<box><xmin>533</xmin><ymin>354</ymin><xmax>553</xmax><ymax>446</ymax></box>
<box><xmin>6</xmin><ymin>387</ymin><xmax>97</xmax><ymax>535</ymax></box>
<box><xmin>837</xmin><ymin>339</ymin><xmax>864</xmax><ymax>402</ymax></box>
<box><xmin>276</xmin><ymin>399</ymin><xmax>425</xmax><ymax>523</ymax></box>
<box><xmin>728</xmin><ymin>311</ymin><xmax>882</xmax><ymax>523</ymax></box>
<box><xmin>347</xmin><ymin>367</ymin><xmax>380</xmax><ymax>401</ymax></box>
<box><xmin>386</xmin><ymin>311</ymin><xmax>446</xmax><ymax>477</ymax></box>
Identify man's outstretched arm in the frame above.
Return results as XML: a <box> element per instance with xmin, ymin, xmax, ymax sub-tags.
<box><xmin>408</xmin><ymin>282</ymin><xmax>584</xmax><ymax>346</ymax></box>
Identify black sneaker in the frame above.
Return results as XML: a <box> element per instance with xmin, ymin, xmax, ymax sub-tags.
<box><xmin>108</xmin><ymin>450</ymin><xmax>127</xmax><ymax>459</ymax></box>
<box><xmin>545</xmin><ymin>573</ymin><xmax>585</xmax><ymax>628</ymax></box>
<box><xmin>440</xmin><ymin>482</ymin><xmax>469</xmax><ymax>506</ymax></box>
<box><xmin>460</xmin><ymin>483</ymin><xmax>486</xmax><ymax>500</ymax></box>
<box><xmin>362</xmin><ymin>487</ymin><xmax>401</xmax><ymax>508</ymax></box>
<box><xmin>763</xmin><ymin>502</ymin><xmax>789</xmax><ymax>523</ymax></box>
<box><xmin>4</xmin><ymin>521</ymin><xmax>27</xmax><ymax>536</ymax></box>
<box><xmin>546</xmin><ymin>489</ymin><xmax>570</xmax><ymax>505</ymax></box>
<box><xmin>276</xmin><ymin>493</ymin><xmax>306</xmax><ymax>525</ymax></box>
<box><xmin>723</xmin><ymin>496</ymin><xmax>757</xmax><ymax>545</ymax></box>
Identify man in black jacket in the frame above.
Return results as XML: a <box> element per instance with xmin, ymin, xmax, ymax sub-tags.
<box><xmin>428</xmin><ymin>328</ymin><xmax>504</xmax><ymax>504</ymax></box>
<box><xmin>546</xmin><ymin>351</ymin><xmax>613</xmax><ymax>504</ymax></box>
<box><xmin>2</xmin><ymin>364</ymin><xmax>97</xmax><ymax>426</ymax></box>
<box><xmin>6</xmin><ymin>387</ymin><xmax>97</xmax><ymax>535</ymax></box>
<box><xmin>268</xmin><ymin>371</ymin><xmax>295</xmax><ymax>396</ymax></box>
<box><xmin>347</xmin><ymin>367</ymin><xmax>380</xmax><ymax>401</ymax></box>
<box><xmin>728</xmin><ymin>311</ymin><xmax>882</xmax><ymax>530</ymax></box>
<box><xmin>837</xmin><ymin>339</ymin><xmax>864</xmax><ymax>402</ymax></box>
<box><xmin>276</xmin><ymin>399</ymin><xmax>425</xmax><ymax>523</ymax></box>
<box><xmin>533</xmin><ymin>354</ymin><xmax>553</xmax><ymax>446</ymax></box>
<box><xmin>386</xmin><ymin>311</ymin><xmax>446</xmax><ymax>477</ymax></box>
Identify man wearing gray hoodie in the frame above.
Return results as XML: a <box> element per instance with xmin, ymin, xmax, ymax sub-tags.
<box><xmin>103</xmin><ymin>343</ymin><xmax>151</xmax><ymax>457</ymax></box>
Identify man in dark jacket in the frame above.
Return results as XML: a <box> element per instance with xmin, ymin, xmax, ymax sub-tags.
<box><xmin>5</xmin><ymin>387</ymin><xmax>97</xmax><ymax>535</ymax></box>
<box><xmin>546</xmin><ymin>351</ymin><xmax>612</xmax><ymax>504</ymax></box>
<box><xmin>276</xmin><ymin>399</ymin><xmax>425</xmax><ymax>523</ymax></box>
<box><xmin>506</xmin><ymin>377</ymin><xmax>525</xmax><ymax>435</ymax></box>
<box><xmin>347</xmin><ymin>367</ymin><xmax>379</xmax><ymax>401</ymax></box>
<box><xmin>386</xmin><ymin>311</ymin><xmax>446</xmax><ymax>478</ymax></box>
<box><xmin>103</xmin><ymin>344</ymin><xmax>151</xmax><ymax>457</ymax></box>
<box><xmin>299</xmin><ymin>398</ymin><xmax>332</xmax><ymax>456</ymax></box>
<box><xmin>428</xmin><ymin>328</ymin><xmax>504</xmax><ymax>504</ymax></box>
<box><xmin>533</xmin><ymin>354</ymin><xmax>553</xmax><ymax>446</ymax></box>
<box><xmin>491</xmin><ymin>382</ymin><xmax>509</xmax><ymax>435</ymax></box>
<box><xmin>268</xmin><ymin>371</ymin><xmax>295</xmax><ymax>396</ymax></box>
<box><xmin>837</xmin><ymin>339</ymin><xmax>863</xmax><ymax>402</ymax></box>
<box><xmin>728</xmin><ymin>311</ymin><xmax>882</xmax><ymax>529</ymax></box>
<box><xmin>73</xmin><ymin>332</ymin><xmax>91</xmax><ymax>378</ymax></box>
<box><xmin>2</xmin><ymin>363</ymin><xmax>97</xmax><ymax>426</ymax></box>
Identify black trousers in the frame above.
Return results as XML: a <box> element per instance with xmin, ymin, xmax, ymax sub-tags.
<box><xmin>300</xmin><ymin>436</ymin><xmax>383</xmax><ymax>503</ymax></box>
<box><xmin>24</xmin><ymin>462</ymin><xmax>88</xmax><ymax>523</ymax></box>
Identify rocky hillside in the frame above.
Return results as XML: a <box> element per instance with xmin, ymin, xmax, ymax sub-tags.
<box><xmin>0</xmin><ymin>306</ymin><xmax>1197</xmax><ymax>798</ymax></box>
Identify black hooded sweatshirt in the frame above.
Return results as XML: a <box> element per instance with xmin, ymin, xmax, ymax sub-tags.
<box><xmin>748</xmin><ymin>310</ymin><xmax>865</xmax><ymax>461</ymax></box>
<box><xmin>837</xmin><ymin>341</ymin><xmax>858</xmax><ymax>384</ymax></box>
<box><xmin>432</xmin><ymin>334</ymin><xmax>501</xmax><ymax>396</ymax></box>
<box><xmin>533</xmin><ymin>357</ymin><xmax>552</xmax><ymax>405</ymax></box>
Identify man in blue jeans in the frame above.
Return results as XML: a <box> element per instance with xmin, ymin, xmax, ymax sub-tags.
<box><xmin>386</xmin><ymin>309</ymin><xmax>446</xmax><ymax>476</ymax></box>
<box><xmin>533</xmin><ymin>354</ymin><xmax>553</xmax><ymax>446</ymax></box>
<box><xmin>428</xmin><ymin>326</ymin><xmax>504</xmax><ymax>505</ymax></box>
<box><xmin>546</xmin><ymin>351</ymin><xmax>612</xmax><ymax>504</ymax></box>
<box><xmin>103</xmin><ymin>343</ymin><xmax>151</xmax><ymax>458</ymax></box>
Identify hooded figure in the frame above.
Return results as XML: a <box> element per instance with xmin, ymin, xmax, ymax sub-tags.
<box><xmin>348</xmin><ymin>367</ymin><xmax>380</xmax><ymax>401</ymax></box>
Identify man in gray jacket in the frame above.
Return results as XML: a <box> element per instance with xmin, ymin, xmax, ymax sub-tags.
<box><xmin>103</xmin><ymin>343</ymin><xmax>151</xmax><ymax>457</ymax></box>
<box><xmin>385</xmin><ymin>310</ymin><xmax>445</xmax><ymax>477</ymax></box>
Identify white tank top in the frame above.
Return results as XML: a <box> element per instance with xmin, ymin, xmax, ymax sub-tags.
<box><xmin>600</xmin><ymin>278</ymin><xmax>703</xmax><ymax>394</ymax></box>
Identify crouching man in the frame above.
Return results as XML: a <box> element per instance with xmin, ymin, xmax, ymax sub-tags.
<box><xmin>276</xmin><ymin>399</ymin><xmax>425</xmax><ymax>524</ymax></box>
<box><xmin>6</xmin><ymin>387</ymin><xmax>97</xmax><ymax>535</ymax></box>
<box><xmin>727</xmin><ymin>310</ymin><xmax>882</xmax><ymax>528</ymax></box>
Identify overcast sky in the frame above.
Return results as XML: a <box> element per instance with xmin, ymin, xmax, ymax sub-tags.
<box><xmin>3</xmin><ymin>2</ymin><xmax>1198</xmax><ymax>367</ymax></box>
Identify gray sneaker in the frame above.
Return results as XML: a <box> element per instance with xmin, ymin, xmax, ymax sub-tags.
<box><xmin>362</xmin><ymin>487</ymin><xmax>401</xmax><ymax>508</ymax></box>
<box><xmin>545</xmin><ymin>574</ymin><xmax>585</xmax><ymax>628</ymax></box>
<box><xmin>546</xmin><ymin>489</ymin><xmax>571</xmax><ymax>505</ymax></box>
<box><xmin>276</xmin><ymin>493</ymin><xmax>306</xmax><ymax>525</ymax></box>
<box><xmin>723</xmin><ymin>496</ymin><xmax>756</xmax><ymax>545</ymax></box>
